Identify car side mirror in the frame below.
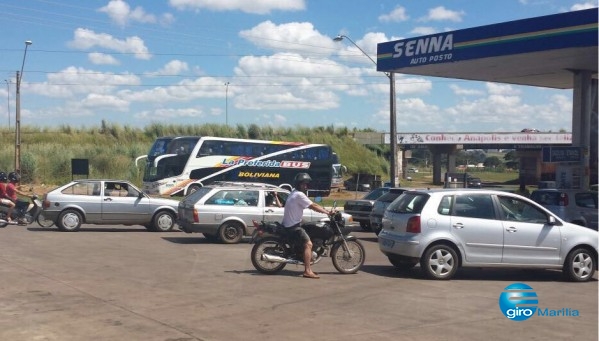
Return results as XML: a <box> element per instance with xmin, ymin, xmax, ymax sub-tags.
<box><xmin>138</xmin><ymin>192</ymin><xmax>144</xmax><ymax>199</ymax></box>
<box><xmin>548</xmin><ymin>215</ymin><xmax>557</xmax><ymax>225</ymax></box>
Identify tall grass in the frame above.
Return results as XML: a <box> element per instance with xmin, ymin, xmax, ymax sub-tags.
<box><xmin>0</xmin><ymin>122</ymin><xmax>388</xmax><ymax>187</ymax></box>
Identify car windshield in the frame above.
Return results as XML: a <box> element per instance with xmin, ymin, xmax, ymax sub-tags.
<box><xmin>387</xmin><ymin>193</ymin><xmax>428</xmax><ymax>213</ymax></box>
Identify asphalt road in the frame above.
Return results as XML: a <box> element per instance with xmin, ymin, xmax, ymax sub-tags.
<box><xmin>0</xmin><ymin>223</ymin><xmax>597</xmax><ymax>341</ymax></box>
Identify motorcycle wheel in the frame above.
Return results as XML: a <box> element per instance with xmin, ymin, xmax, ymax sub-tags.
<box><xmin>331</xmin><ymin>239</ymin><xmax>366</xmax><ymax>274</ymax></box>
<box><xmin>0</xmin><ymin>212</ymin><xmax>8</xmax><ymax>228</ymax></box>
<box><xmin>251</xmin><ymin>237</ymin><xmax>287</xmax><ymax>274</ymax></box>
<box><xmin>37</xmin><ymin>213</ymin><xmax>55</xmax><ymax>228</ymax></box>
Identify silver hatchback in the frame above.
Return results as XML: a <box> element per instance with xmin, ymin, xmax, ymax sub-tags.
<box><xmin>42</xmin><ymin>180</ymin><xmax>180</xmax><ymax>232</ymax></box>
<box><xmin>378</xmin><ymin>189</ymin><xmax>598</xmax><ymax>281</ymax></box>
<box><xmin>178</xmin><ymin>182</ymin><xmax>352</xmax><ymax>244</ymax></box>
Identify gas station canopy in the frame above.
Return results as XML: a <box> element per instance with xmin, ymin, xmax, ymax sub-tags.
<box><xmin>376</xmin><ymin>8</ymin><xmax>598</xmax><ymax>89</ymax></box>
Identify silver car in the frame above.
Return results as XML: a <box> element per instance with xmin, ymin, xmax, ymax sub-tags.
<box><xmin>42</xmin><ymin>180</ymin><xmax>179</xmax><ymax>232</ymax></box>
<box><xmin>378</xmin><ymin>189</ymin><xmax>598</xmax><ymax>282</ymax></box>
<box><xmin>530</xmin><ymin>189</ymin><xmax>598</xmax><ymax>230</ymax></box>
<box><xmin>178</xmin><ymin>182</ymin><xmax>352</xmax><ymax>244</ymax></box>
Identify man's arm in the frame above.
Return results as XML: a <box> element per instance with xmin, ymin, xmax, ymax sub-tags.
<box><xmin>308</xmin><ymin>202</ymin><xmax>330</xmax><ymax>215</ymax></box>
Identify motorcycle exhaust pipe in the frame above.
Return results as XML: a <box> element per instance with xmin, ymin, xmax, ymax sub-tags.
<box><xmin>261</xmin><ymin>253</ymin><xmax>302</xmax><ymax>264</ymax></box>
<box><xmin>261</xmin><ymin>252</ymin><xmax>322</xmax><ymax>265</ymax></box>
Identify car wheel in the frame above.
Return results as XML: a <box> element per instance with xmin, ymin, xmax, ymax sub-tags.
<box><xmin>563</xmin><ymin>247</ymin><xmax>596</xmax><ymax>282</ymax></box>
<box><xmin>58</xmin><ymin>209</ymin><xmax>82</xmax><ymax>232</ymax></box>
<box><xmin>388</xmin><ymin>255</ymin><xmax>417</xmax><ymax>271</ymax></box>
<box><xmin>218</xmin><ymin>221</ymin><xmax>244</xmax><ymax>244</ymax></box>
<box><xmin>151</xmin><ymin>211</ymin><xmax>175</xmax><ymax>232</ymax></box>
<box><xmin>421</xmin><ymin>244</ymin><xmax>458</xmax><ymax>280</ymax></box>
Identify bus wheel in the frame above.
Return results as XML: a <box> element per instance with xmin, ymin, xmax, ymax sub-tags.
<box><xmin>187</xmin><ymin>184</ymin><xmax>201</xmax><ymax>195</ymax></box>
<box><xmin>218</xmin><ymin>221</ymin><xmax>244</xmax><ymax>244</ymax></box>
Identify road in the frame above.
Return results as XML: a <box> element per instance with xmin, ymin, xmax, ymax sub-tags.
<box><xmin>0</xmin><ymin>223</ymin><xmax>597</xmax><ymax>341</ymax></box>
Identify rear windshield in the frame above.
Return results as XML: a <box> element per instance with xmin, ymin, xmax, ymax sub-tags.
<box><xmin>530</xmin><ymin>191</ymin><xmax>562</xmax><ymax>206</ymax></box>
<box><xmin>183</xmin><ymin>186</ymin><xmax>213</xmax><ymax>203</ymax></box>
<box><xmin>376</xmin><ymin>191</ymin><xmax>404</xmax><ymax>203</ymax></box>
<box><xmin>387</xmin><ymin>193</ymin><xmax>428</xmax><ymax>214</ymax></box>
<box><xmin>363</xmin><ymin>188</ymin><xmax>389</xmax><ymax>200</ymax></box>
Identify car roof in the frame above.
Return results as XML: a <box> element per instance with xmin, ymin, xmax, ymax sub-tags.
<box><xmin>207</xmin><ymin>181</ymin><xmax>283</xmax><ymax>190</ymax></box>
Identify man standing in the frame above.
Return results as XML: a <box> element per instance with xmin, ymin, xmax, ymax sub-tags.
<box><xmin>282</xmin><ymin>173</ymin><xmax>330</xmax><ymax>279</ymax></box>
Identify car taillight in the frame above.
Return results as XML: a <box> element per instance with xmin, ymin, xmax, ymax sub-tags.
<box><xmin>406</xmin><ymin>216</ymin><xmax>421</xmax><ymax>233</ymax></box>
<box><xmin>42</xmin><ymin>200</ymin><xmax>50</xmax><ymax>209</ymax></box>
<box><xmin>559</xmin><ymin>193</ymin><xmax>569</xmax><ymax>206</ymax></box>
<box><xmin>193</xmin><ymin>208</ymin><xmax>199</xmax><ymax>223</ymax></box>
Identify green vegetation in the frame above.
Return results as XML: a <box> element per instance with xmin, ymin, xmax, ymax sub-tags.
<box><xmin>0</xmin><ymin>121</ymin><xmax>389</xmax><ymax>187</ymax></box>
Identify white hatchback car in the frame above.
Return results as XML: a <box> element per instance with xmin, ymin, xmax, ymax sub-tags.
<box><xmin>378</xmin><ymin>189</ymin><xmax>598</xmax><ymax>282</ymax></box>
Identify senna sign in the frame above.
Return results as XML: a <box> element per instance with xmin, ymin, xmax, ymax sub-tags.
<box><xmin>376</xmin><ymin>9</ymin><xmax>597</xmax><ymax>71</ymax></box>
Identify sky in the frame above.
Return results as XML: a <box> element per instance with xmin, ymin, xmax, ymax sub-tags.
<box><xmin>0</xmin><ymin>0</ymin><xmax>596</xmax><ymax>133</ymax></box>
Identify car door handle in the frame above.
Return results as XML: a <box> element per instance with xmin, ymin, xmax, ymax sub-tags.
<box><xmin>506</xmin><ymin>227</ymin><xmax>517</xmax><ymax>233</ymax></box>
<box><xmin>265</xmin><ymin>209</ymin><xmax>274</xmax><ymax>213</ymax></box>
<box><xmin>452</xmin><ymin>223</ymin><xmax>464</xmax><ymax>229</ymax></box>
<box><xmin>104</xmin><ymin>198</ymin><xmax>113</xmax><ymax>202</ymax></box>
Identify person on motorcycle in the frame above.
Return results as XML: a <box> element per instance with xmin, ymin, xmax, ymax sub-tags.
<box><xmin>5</xmin><ymin>172</ymin><xmax>31</xmax><ymax>222</ymax></box>
<box><xmin>282</xmin><ymin>172</ymin><xmax>331</xmax><ymax>279</ymax></box>
<box><xmin>0</xmin><ymin>172</ymin><xmax>16</xmax><ymax>223</ymax></box>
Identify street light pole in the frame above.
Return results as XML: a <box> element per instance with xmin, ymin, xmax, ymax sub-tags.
<box><xmin>225</xmin><ymin>82</ymin><xmax>230</xmax><ymax>126</ymax></box>
<box><xmin>4</xmin><ymin>80</ymin><xmax>9</xmax><ymax>128</ymax></box>
<box><xmin>15</xmin><ymin>40</ymin><xmax>32</xmax><ymax>175</ymax></box>
<box><xmin>333</xmin><ymin>35</ymin><xmax>398</xmax><ymax>187</ymax></box>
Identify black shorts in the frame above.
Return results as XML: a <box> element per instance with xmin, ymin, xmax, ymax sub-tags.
<box><xmin>289</xmin><ymin>226</ymin><xmax>310</xmax><ymax>243</ymax></box>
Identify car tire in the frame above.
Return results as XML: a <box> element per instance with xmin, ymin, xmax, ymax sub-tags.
<box><xmin>57</xmin><ymin>209</ymin><xmax>82</xmax><ymax>232</ymax></box>
<box><xmin>388</xmin><ymin>255</ymin><xmax>417</xmax><ymax>271</ymax></box>
<box><xmin>563</xmin><ymin>247</ymin><xmax>596</xmax><ymax>282</ymax></box>
<box><xmin>421</xmin><ymin>244</ymin><xmax>458</xmax><ymax>280</ymax></box>
<box><xmin>218</xmin><ymin>221</ymin><xmax>244</xmax><ymax>244</ymax></box>
<box><xmin>151</xmin><ymin>211</ymin><xmax>175</xmax><ymax>232</ymax></box>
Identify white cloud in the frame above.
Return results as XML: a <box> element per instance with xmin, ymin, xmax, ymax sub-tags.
<box><xmin>88</xmin><ymin>52</ymin><xmax>120</xmax><ymax>65</ymax></box>
<box><xmin>135</xmin><ymin>108</ymin><xmax>206</xmax><ymax>120</ymax></box>
<box><xmin>146</xmin><ymin>60</ymin><xmax>189</xmax><ymax>76</ymax></box>
<box><xmin>571</xmin><ymin>2</ymin><xmax>598</xmax><ymax>10</ymax></box>
<box><xmin>68</xmin><ymin>28</ymin><xmax>152</xmax><ymax>60</ymax></box>
<box><xmin>30</xmin><ymin>66</ymin><xmax>140</xmax><ymax>98</ymax></box>
<box><xmin>169</xmin><ymin>0</ymin><xmax>305</xmax><ymax>14</ymax></box>
<box><xmin>240</xmin><ymin>21</ymin><xmax>335</xmax><ymax>54</ymax></box>
<box><xmin>421</xmin><ymin>6</ymin><xmax>465</xmax><ymax>22</ymax></box>
<box><xmin>378</xmin><ymin>6</ymin><xmax>409</xmax><ymax>23</ymax></box>
<box><xmin>449</xmin><ymin>84</ymin><xmax>485</xmax><ymax>96</ymax></box>
<box><xmin>98</xmin><ymin>0</ymin><xmax>159</xmax><ymax>27</ymax></box>
<box><xmin>81</xmin><ymin>93</ymin><xmax>129</xmax><ymax>111</ymax></box>
<box><xmin>410</xmin><ymin>26</ymin><xmax>438</xmax><ymax>36</ymax></box>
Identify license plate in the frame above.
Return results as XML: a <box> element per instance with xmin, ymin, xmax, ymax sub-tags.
<box><xmin>381</xmin><ymin>238</ymin><xmax>395</xmax><ymax>248</ymax></box>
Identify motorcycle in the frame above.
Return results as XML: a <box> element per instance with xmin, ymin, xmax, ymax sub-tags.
<box><xmin>250</xmin><ymin>206</ymin><xmax>366</xmax><ymax>275</ymax></box>
<box><xmin>0</xmin><ymin>194</ymin><xmax>52</xmax><ymax>227</ymax></box>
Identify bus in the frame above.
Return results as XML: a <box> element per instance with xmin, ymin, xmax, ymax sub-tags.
<box><xmin>135</xmin><ymin>136</ymin><xmax>339</xmax><ymax>197</ymax></box>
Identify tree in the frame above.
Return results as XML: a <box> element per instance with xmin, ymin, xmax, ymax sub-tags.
<box><xmin>483</xmin><ymin>156</ymin><xmax>502</xmax><ymax>168</ymax></box>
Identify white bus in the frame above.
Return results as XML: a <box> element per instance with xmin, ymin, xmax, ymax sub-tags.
<box><xmin>136</xmin><ymin>136</ymin><xmax>340</xmax><ymax>197</ymax></box>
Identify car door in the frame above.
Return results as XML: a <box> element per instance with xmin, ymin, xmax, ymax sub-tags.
<box><xmin>101</xmin><ymin>181</ymin><xmax>150</xmax><ymax>223</ymax></box>
<box><xmin>449</xmin><ymin>193</ymin><xmax>504</xmax><ymax>264</ymax></box>
<box><xmin>262</xmin><ymin>190</ymin><xmax>287</xmax><ymax>222</ymax></box>
<box><xmin>497</xmin><ymin>195</ymin><xmax>561</xmax><ymax>265</ymax></box>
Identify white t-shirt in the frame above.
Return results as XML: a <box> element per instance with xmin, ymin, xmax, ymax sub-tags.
<box><xmin>281</xmin><ymin>189</ymin><xmax>312</xmax><ymax>227</ymax></box>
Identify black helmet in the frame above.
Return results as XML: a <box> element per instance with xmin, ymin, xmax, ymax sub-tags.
<box><xmin>0</xmin><ymin>172</ymin><xmax>6</xmax><ymax>182</ymax></box>
<box><xmin>8</xmin><ymin>172</ymin><xmax>20</xmax><ymax>182</ymax></box>
<box><xmin>294</xmin><ymin>172</ymin><xmax>312</xmax><ymax>186</ymax></box>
